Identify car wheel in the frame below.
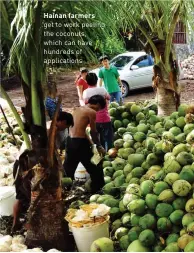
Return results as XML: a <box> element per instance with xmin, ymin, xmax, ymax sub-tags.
<box><xmin>121</xmin><ymin>81</ymin><xmax>129</xmax><ymax>98</ymax></box>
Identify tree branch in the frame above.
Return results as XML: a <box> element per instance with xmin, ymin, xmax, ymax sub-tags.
<box><xmin>151</xmin><ymin>0</ymin><xmax>164</xmax><ymax>39</ymax></box>
<box><xmin>164</xmin><ymin>3</ymin><xmax>180</xmax><ymax>70</ymax></box>
<box><xmin>126</xmin><ymin>10</ymin><xmax>160</xmax><ymax>61</ymax></box>
<box><xmin>47</xmin><ymin>95</ymin><xmax>62</xmax><ymax>168</ymax></box>
<box><xmin>0</xmin><ymin>85</ymin><xmax>31</xmax><ymax>149</ymax></box>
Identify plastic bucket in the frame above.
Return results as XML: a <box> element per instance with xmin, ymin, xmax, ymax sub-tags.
<box><xmin>74</xmin><ymin>163</ymin><xmax>90</xmax><ymax>182</ymax></box>
<box><xmin>70</xmin><ymin>218</ymin><xmax>109</xmax><ymax>252</ymax></box>
<box><xmin>0</xmin><ymin>186</ymin><xmax>16</xmax><ymax>217</ymax></box>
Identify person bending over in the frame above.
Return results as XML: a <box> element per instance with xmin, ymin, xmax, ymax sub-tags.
<box><xmin>46</xmin><ymin>111</ymin><xmax>74</xmax><ymax>150</ymax></box>
<box><xmin>83</xmin><ymin>72</ymin><xmax>113</xmax><ymax>151</ymax></box>
<box><xmin>63</xmin><ymin>95</ymin><xmax>106</xmax><ymax>193</ymax></box>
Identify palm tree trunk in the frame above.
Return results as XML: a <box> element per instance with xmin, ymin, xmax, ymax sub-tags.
<box><xmin>31</xmin><ymin>0</ymin><xmax>43</xmax><ymax>126</ymax></box>
<box><xmin>25</xmin><ymin>190</ymin><xmax>71</xmax><ymax>251</ymax></box>
<box><xmin>156</xmin><ymin>86</ymin><xmax>177</xmax><ymax>116</ymax></box>
<box><xmin>25</xmin><ymin>98</ymin><xmax>72</xmax><ymax>251</ymax></box>
<box><xmin>153</xmin><ymin>61</ymin><xmax>180</xmax><ymax>117</ymax></box>
<box><xmin>31</xmin><ymin>56</ymin><xmax>42</xmax><ymax>126</ymax></box>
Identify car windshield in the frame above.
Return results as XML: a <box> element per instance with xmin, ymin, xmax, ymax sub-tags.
<box><xmin>110</xmin><ymin>55</ymin><xmax>134</xmax><ymax>70</ymax></box>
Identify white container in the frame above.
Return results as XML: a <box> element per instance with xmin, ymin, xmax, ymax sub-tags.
<box><xmin>74</xmin><ymin>163</ymin><xmax>90</xmax><ymax>182</ymax></box>
<box><xmin>71</xmin><ymin>218</ymin><xmax>109</xmax><ymax>252</ymax></box>
<box><xmin>0</xmin><ymin>186</ymin><xmax>16</xmax><ymax>216</ymax></box>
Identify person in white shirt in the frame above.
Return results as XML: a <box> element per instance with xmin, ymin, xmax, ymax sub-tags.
<box><xmin>83</xmin><ymin>73</ymin><xmax>113</xmax><ymax>151</ymax></box>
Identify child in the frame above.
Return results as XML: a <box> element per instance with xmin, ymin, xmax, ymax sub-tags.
<box><xmin>75</xmin><ymin>67</ymin><xmax>88</xmax><ymax>106</ymax></box>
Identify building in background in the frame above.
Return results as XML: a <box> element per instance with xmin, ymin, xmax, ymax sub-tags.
<box><xmin>173</xmin><ymin>21</ymin><xmax>194</xmax><ymax>61</ymax></box>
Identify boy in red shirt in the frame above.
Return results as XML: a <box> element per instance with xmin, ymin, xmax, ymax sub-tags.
<box><xmin>75</xmin><ymin>67</ymin><xmax>88</xmax><ymax>106</ymax></box>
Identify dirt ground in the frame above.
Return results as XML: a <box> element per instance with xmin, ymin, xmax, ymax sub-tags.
<box><xmin>4</xmin><ymin>72</ymin><xmax>194</xmax><ymax>111</ymax></box>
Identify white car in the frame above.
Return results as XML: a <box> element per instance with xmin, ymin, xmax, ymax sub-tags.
<box><xmin>91</xmin><ymin>51</ymin><xmax>154</xmax><ymax>97</ymax></box>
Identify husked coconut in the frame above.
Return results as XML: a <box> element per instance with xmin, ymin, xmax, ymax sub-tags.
<box><xmin>11</xmin><ymin>243</ymin><xmax>27</xmax><ymax>252</ymax></box>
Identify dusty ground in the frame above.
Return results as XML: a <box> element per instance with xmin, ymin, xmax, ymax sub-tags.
<box><xmin>3</xmin><ymin>72</ymin><xmax>194</xmax><ymax>111</ymax></box>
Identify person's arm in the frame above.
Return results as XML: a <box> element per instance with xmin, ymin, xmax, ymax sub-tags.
<box><xmin>98</xmin><ymin>69</ymin><xmax>103</xmax><ymax>87</ymax></box>
<box><xmin>89</xmin><ymin>112</ymin><xmax>99</xmax><ymax>144</ymax></box>
<box><xmin>77</xmin><ymin>85</ymin><xmax>83</xmax><ymax>99</ymax></box>
<box><xmin>99</xmin><ymin>78</ymin><xmax>103</xmax><ymax>87</ymax></box>
<box><xmin>117</xmin><ymin>76</ymin><xmax>123</xmax><ymax>87</ymax></box>
<box><xmin>118</xmin><ymin>77</ymin><xmax>124</xmax><ymax>93</ymax></box>
<box><xmin>89</xmin><ymin>112</ymin><xmax>106</xmax><ymax>155</ymax></box>
<box><xmin>114</xmin><ymin>67</ymin><xmax>123</xmax><ymax>91</ymax></box>
<box><xmin>82</xmin><ymin>91</ymin><xmax>88</xmax><ymax>104</ymax></box>
<box><xmin>114</xmin><ymin>67</ymin><xmax>123</xmax><ymax>93</ymax></box>
<box><xmin>86</xmin><ymin>132</ymin><xmax>94</xmax><ymax>146</ymax></box>
<box><xmin>74</xmin><ymin>73</ymin><xmax>81</xmax><ymax>84</ymax></box>
<box><xmin>103</xmin><ymin>88</ymin><xmax>110</xmax><ymax>100</ymax></box>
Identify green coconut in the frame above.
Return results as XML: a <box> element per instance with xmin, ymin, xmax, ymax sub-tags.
<box><xmin>169</xmin><ymin>210</ymin><xmax>185</xmax><ymax>225</ymax></box>
<box><xmin>172</xmin><ymin>180</ymin><xmax>191</xmax><ymax>196</ymax></box>
<box><xmin>157</xmin><ymin>217</ymin><xmax>172</xmax><ymax>232</ymax></box>
<box><xmin>164</xmin><ymin>173</ymin><xmax>180</xmax><ymax>186</ymax></box>
<box><xmin>184</xmin><ymin>241</ymin><xmax>194</xmax><ymax>252</ymax></box>
<box><xmin>139</xmin><ymin>214</ymin><xmax>156</xmax><ymax>230</ymax></box>
<box><xmin>90</xmin><ymin>237</ymin><xmax>114</xmax><ymax>252</ymax></box>
<box><xmin>185</xmin><ymin>199</ymin><xmax>194</xmax><ymax>213</ymax></box>
<box><xmin>139</xmin><ymin>229</ymin><xmax>155</xmax><ymax>247</ymax></box>
<box><xmin>178</xmin><ymin>234</ymin><xmax>194</xmax><ymax>250</ymax></box>
<box><xmin>155</xmin><ymin>203</ymin><xmax>173</xmax><ymax>217</ymax></box>
<box><xmin>182</xmin><ymin>213</ymin><xmax>194</xmax><ymax>227</ymax></box>
<box><xmin>158</xmin><ymin>189</ymin><xmax>176</xmax><ymax>203</ymax></box>
<box><xmin>115</xmin><ymin>227</ymin><xmax>129</xmax><ymax>240</ymax></box>
<box><xmin>127</xmin><ymin>240</ymin><xmax>149</xmax><ymax>252</ymax></box>
<box><xmin>145</xmin><ymin>194</ymin><xmax>158</xmax><ymax>210</ymax></box>
<box><xmin>127</xmin><ymin>199</ymin><xmax>146</xmax><ymax>215</ymax></box>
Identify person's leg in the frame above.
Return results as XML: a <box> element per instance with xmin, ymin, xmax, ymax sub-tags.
<box><xmin>12</xmin><ymin>199</ymin><xmax>22</xmax><ymax>232</ymax></box>
<box><xmin>12</xmin><ymin>163</ymin><xmax>24</xmax><ymax>233</ymax></box>
<box><xmin>80</xmin><ymin>139</ymin><xmax>105</xmax><ymax>193</ymax></box>
<box><xmin>103</xmin><ymin>122</ymin><xmax>114</xmax><ymax>151</ymax></box>
<box><xmin>96</xmin><ymin>123</ymin><xmax>105</xmax><ymax>150</ymax></box>
<box><xmin>63</xmin><ymin>137</ymin><xmax>80</xmax><ymax>179</ymax></box>
<box><xmin>115</xmin><ymin>91</ymin><xmax>122</xmax><ymax>104</ymax></box>
<box><xmin>109</xmin><ymin>92</ymin><xmax>115</xmax><ymax>102</ymax></box>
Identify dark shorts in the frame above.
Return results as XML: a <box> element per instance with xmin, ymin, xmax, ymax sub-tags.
<box><xmin>63</xmin><ymin>137</ymin><xmax>105</xmax><ymax>193</ymax></box>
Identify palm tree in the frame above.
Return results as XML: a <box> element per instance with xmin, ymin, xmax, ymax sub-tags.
<box><xmin>1</xmin><ymin>0</ymin><xmax>122</xmax><ymax>250</ymax></box>
<box><xmin>1</xmin><ymin>0</ymin><xmax>17</xmax><ymax>72</ymax></box>
<box><xmin>1</xmin><ymin>0</ymin><xmax>31</xmax><ymax>148</ymax></box>
<box><xmin>2</xmin><ymin>0</ymin><xmax>120</xmax><ymax>128</ymax></box>
<box><xmin>116</xmin><ymin>0</ymin><xmax>194</xmax><ymax>116</ymax></box>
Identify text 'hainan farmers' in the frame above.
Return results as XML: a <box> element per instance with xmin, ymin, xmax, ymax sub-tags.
<box><xmin>44</xmin><ymin>13</ymin><xmax>95</xmax><ymax>19</ymax></box>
